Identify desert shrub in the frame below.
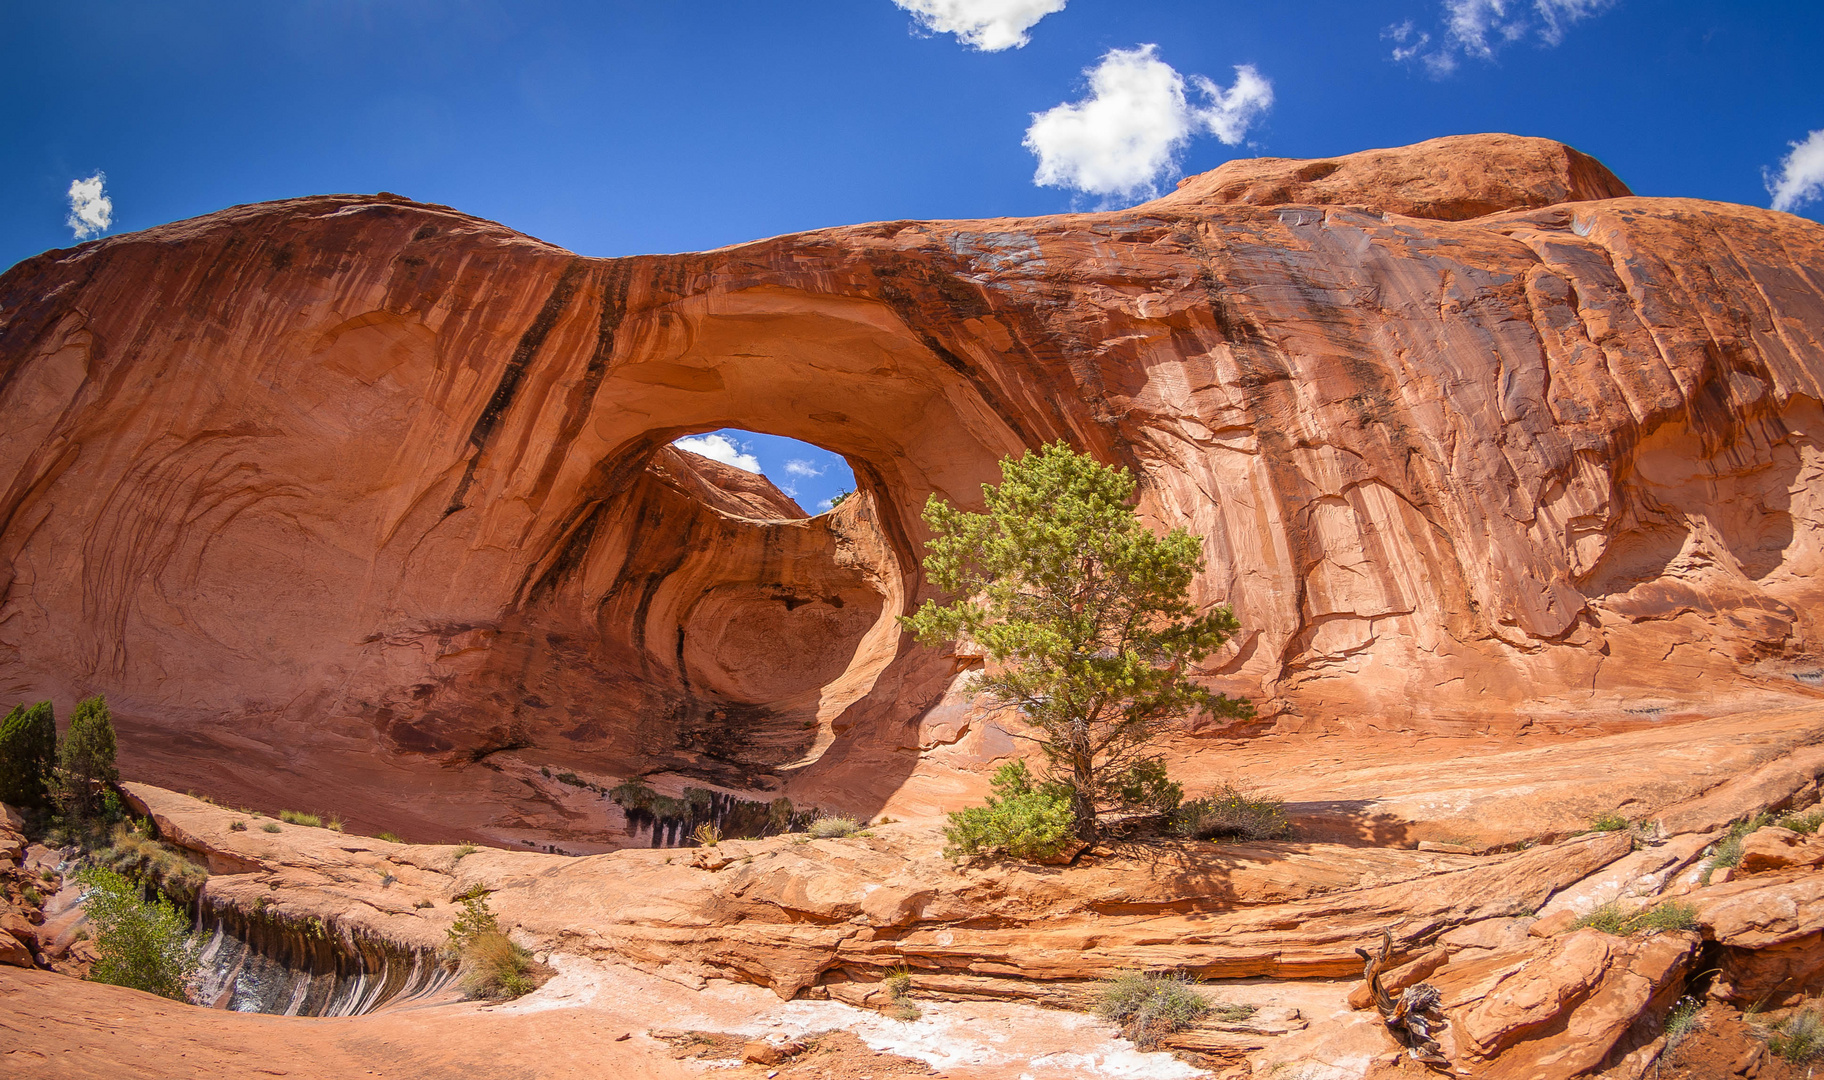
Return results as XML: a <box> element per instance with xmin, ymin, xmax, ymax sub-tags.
<box><xmin>458</xmin><ymin>931</ymin><xmax>538</xmax><ymax>1000</ymax></box>
<box><xmin>885</xmin><ymin>967</ymin><xmax>914</xmax><ymax>1000</ymax></box>
<box><xmin>326</xmin><ymin>816</ymin><xmax>345</xmax><ymax>833</ymax></box>
<box><xmin>57</xmin><ymin>696</ymin><xmax>118</xmax><ymax>816</ymax></box>
<box><xmin>93</xmin><ymin>824</ymin><xmax>209</xmax><ymax>903</ymax></box>
<box><xmin>0</xmin><ymin>701</ymin><xmax>57</xmax><ymax>807</ymax></box>
<box><xmin>554</xmin><ymin>771</ymin><xmax>585</xmax><ymax>787</ymax></box>
<box><xmin>1778</xmin><ymin>808</ymin><xmax>1824</xmax><ymax>835</ymax></box>
<box><xmin>943</xmin><ymin>761</ymin><xmax>1076</xmax><ymax>861</ymax></box>
<box><xmin>261</xmin><ymin>822</ymin><xmax>281</xmax><ymax>833</ymax></box>
<box><xmin>1590</xmin><ymin>811</ymin><xmax>1631</xmax><ymax>832</ymax></box>
<box><xmin>278</xmin><ymin>810</ymin><xmax>321</xmax><ymax>827</ymax></box>
<box><xmin>808</xmin><ymin>816</ymin><xmax>861</xmax><ymax>840</ymax></box>
<box><xmin>377</xmin><ymin>832</ymin><xmax>405</xmax><ymax>844</ymax></box>
<box><xmin>1572</xmin><ymin>900</ymin><xmax>1698</xmax><ymax>935</ymax></box>
<box><xmin>691</xmin><ymin>822</ymin><xmax>722</xmax><ymax>847</ymax></box>
<box><xmin>1173</xmin><ymin>784</ymin><xmax>1290</xmax><ymax>842</ymax></box>
<box><xmin>77</xmin><ymin>866</ymin><xmax>198</xmax><ymax>1001</ymax></box>
<box><xmin>1096</xmin><ymin>971</ymin><xmax>1210</xmax><ymax>1050</ymax></box>
<box><xmin>452</xmin><ymin>842</ymin><xmax>478</xmax><ymax>861</ymax></box>
<box><xmin>1663</xmin><ymin>995</ymin><xmax>1702</xmax><ymax>1057</ymax></box>
<box><xmin>1702</xmin><ymin>812</ymin><xmax>1775</xmax><ymax>883</ymax></box>
<box><xmin>229</xmin><ymin>820</ymin><xmax>246</xmax><ymax>832</ymax></box>
<box><xmin>1771</xmin><ymin>1007</ymin><xmax>1824</xmax><ymax>1063</ymax></box>
<box><xmin>22</xmin><ymin>886</ymin><xmax>42</xmax><ymax>906</ymax></box>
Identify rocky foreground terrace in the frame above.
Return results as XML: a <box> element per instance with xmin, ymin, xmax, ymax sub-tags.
<box><xmin>1</xmin><ymin>134</ymin><xmax>1823</xmax><ymax>1078</ymax></box>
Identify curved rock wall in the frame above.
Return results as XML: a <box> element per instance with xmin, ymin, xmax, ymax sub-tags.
<box><xmin>1</xmin><ymin>135</ymin><xmax>1822</xmax><ymax>819</ymax></box>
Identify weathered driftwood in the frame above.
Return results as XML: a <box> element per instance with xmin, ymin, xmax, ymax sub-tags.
<box><xmin>1356</xmin><ymin>930</ymin><xmax>1450</xmax><ymax>1066</ymax></box>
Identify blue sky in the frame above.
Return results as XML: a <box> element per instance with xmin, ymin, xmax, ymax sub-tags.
<box><xmin>5</xmin><ymin>0</ymin><xmax>1821</xmax><ymax>509</ymax></box>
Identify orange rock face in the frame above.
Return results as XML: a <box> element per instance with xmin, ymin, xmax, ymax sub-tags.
<box><xmin>1</xmin><ymin>134</ymin><xmax>1822</xmax><ymax>833</ymax></box>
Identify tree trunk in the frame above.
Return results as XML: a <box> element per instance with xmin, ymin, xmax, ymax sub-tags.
<box><xmin>1071</xmin><ymin>755</ymin><xmax>1098</xmax><ymax>845</ymax></box>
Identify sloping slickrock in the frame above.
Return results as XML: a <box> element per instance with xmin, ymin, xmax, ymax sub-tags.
<box><xmin>125</xmin><ymin>783</ymin><xmax>1631</xmax><ymax>1001</ymax></box>
<box><xmin>2</xmin><ymin>136</ymin><xmax>1823</xmax><ymax>838</ymax></box>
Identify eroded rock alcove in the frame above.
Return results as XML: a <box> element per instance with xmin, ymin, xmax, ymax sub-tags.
<box><xmin>1</xmin><ymin>134</ymin><xmax>1822</xmax><ymax>841</ymax></box>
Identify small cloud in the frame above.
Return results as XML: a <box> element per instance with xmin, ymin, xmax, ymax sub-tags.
<box><xmin>817</xmin><ymin>497</ymin><xmax>836</xmax><ymax>512</ymax></box>
<box><xmin>66</xmin><ymin>172</ymin><xmax>113</xmax><ymax>240</ymax></box>
<box><xmin>1767</xmin><ymin>128</ymin><xmax>1824</xmax><ymax>214</ymax></box>
<box><xmin>784</xmin><ymin>459</ymin><xmax>826</xmax><ymax>478</ymax></box>
<box><xmin>673</xmin><ymin>433</ymin><xmax>762</xmax><ymax>473</ymax></box>
<box><xmin>891</xmin><ymin>0</ymin><xmax>1066</xmax><ymax>51</ymax></box>
<box><xmin>1391</xmin><ymin>0</ymin><xmax>1615</xmax><ymax>74</ymax></box>
<box><xmin>1024</xmin><ymin>45</ymin><xmax>1272</xmax><ymax>201</ymax></box>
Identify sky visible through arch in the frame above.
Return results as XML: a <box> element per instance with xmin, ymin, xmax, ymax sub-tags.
<box><xmin>672</xmin><ymin>431</ymin><xmax>857</xmax><ymax>514</ymax></box>
<box><xmin>2</xmin><ymin>0</ymin><xmax>1821</xmax><ymax>277</ymax></box>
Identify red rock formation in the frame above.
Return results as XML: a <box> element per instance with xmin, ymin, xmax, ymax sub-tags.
<box><xmin>1</xmin><ymin>134</ymin><xmax>1822</xmax><ymax>836</ymax></box>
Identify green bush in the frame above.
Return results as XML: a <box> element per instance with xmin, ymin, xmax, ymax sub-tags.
<box><xmin>1095</xmin><ymin>971</ymin><xmax>1210</xmax><ymax>1050</ymax></box>
<box><xmin>262</xmin><ymin>822</ymin><xmax>282</xmax><ymax>833</ymax></box>
<box><xmin>554</xmin><ymin>771</ymin><xmax>585</xmax><ymax>787</ymax></box>
<box><xmin>377</xmin><ymin>832</ymin><xmax>405</xmax><ymax>844</ymax></box>
<box><xmin>1571</xmin><ymin>900</ymin><xmax>1699</xmax><ymax>935</ymax></box>
<box><xmin>0</xmin><ymin>701</ymin><xmax>57</xmax><ymax>807</ymax></box>
<box><xmin>1172</xmin><ymin>784</ymin><xmax>1290</xmax><ymax>842</ymax></box>
<box><xmin>77</xmin><ymin>866</ymin><xmax>198</xmax><ymax>1001</ymax></box>
<box><xmin>942</xmin><ymin>761</ymin><xmax>1076</xmax><ymax>861</ymax></box>
<box><xmin>1590</xmin><ymin>811</ymin><xmax>1631</xmax><ymax>832</ymax></box>
<box><xmin>808</xmin><ymin>816</ymin><xmax>861</xmax><ymax>839</ymax></box>
<box><xmin>278</xmin><ymin>810</ymin><xmax>321</xmax><ymax>827</ymax></box>
<box><xmin>57</xmin><ymin>695</ymin><xmax>118</xmax><ymax>816</ymax></box>
<box><xmin>1771</xmin><ymin>1008</ymin><xmax>1824</xmax><ymax>1063</ymax></box>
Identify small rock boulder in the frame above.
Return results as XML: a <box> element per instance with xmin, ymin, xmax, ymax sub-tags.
<box><xmin>1739</xmin><ymin>827</ymin><xmax>1824</xmax><ymax>873</ymax></box>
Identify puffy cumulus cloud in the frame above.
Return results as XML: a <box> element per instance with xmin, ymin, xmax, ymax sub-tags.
<box><xmin>1024</xmin><ymin>45</ymin><xmax>1273</xmax><ymax>201</ymax></box>
<box><xmin>891</xmin><ymin>0</ymin><xmax>1066</xmax><ymax>51</ymax></box>
<box><xmin>1390</xmin><ymin>0</ymin><xmax>1615</xmax><ymax>74</ymax></box>
<box><xmin>672</xmin><ymin>433</ymin><xmax>761</xmax><ymax>473</ymax></box>
<box><xmin>1767</xmin><ymin>129</ymin><xmax>1824</xmax><ymax>215</ymax></box>
<box><xmin>783</xmin><ymin>459</ymin><xmax>826</xmax><ymax>478</ymax></box>
<box><xmin>66</xmin><ymin>172</ymin><xmax>113</xmax><ymax>240</ymax></box>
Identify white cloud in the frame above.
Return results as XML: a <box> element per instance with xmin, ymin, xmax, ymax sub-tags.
<box><xmin>1391</xmin><ymin>0</ymin><xmax>1614</xmax><ymax>73</ymax></box>
<box><xmin>673</xmin><ymin>433</ymin><xmax>761</xmax><ymax>473</ymax></box>
<box><xmin>1024</xmin><ymin>45</ymin><xmax>1273</xmax><ymax>200</ymax></box>
<box><xmin>891</xmin><ymin>0</ymin><xmax>1066</xmax><ymax>51</ymax></box>
<box><xmin>66</xmin><ymin>172</ymin><xmax>113</xmax><ymax>240</ymax></box>
<box><xmin>784</xmin><ymin>458</ymin><xmax>826</xmax><ymax>478</ymax></box>
<box><xmin>1767</xmin><ymin>129</ymin><xmax>1824</xmax><ymax>214</ymax></box>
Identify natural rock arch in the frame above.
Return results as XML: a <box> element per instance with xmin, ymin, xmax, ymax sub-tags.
<box><xmin>2</xmin><ymin>133</ymin><xmax>1822</xmax><ymax>839</ymax></box>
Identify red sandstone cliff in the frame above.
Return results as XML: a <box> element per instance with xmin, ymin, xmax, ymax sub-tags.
<box><xmin>1</xmin><ymin>134</ymin><xmax>1821</xmax><ymax>829</ymax></box>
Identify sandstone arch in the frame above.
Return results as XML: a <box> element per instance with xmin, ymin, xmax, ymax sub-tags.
<box><xmin>2</xmin><ymin>134</ymin><xmax>1822</xmax><ymax>841</ymax></box>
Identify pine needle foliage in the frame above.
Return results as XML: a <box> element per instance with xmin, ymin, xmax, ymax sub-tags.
<box><xmin>902</xmin><ymin>443</ymin><xmax>1250</xmax><ymax>841</ymax></box>
<box><xmin>0</xmin><ymin>701</ymin><xmax>57</xmax><ymax>807</ymax></box>
<box><xmin>58</xmin><ymin>695</ymin><xmax>119</xmax><ymax>816</ymax></box>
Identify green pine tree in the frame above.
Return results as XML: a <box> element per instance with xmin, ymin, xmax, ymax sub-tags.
<box><xmin>58</xmin><ymin>695</ymin><xmax>119</xmax><ymax>816</ymax></box>
<box><xmin>0</xmin><ymin>701</ymin><xmax>58</xmax><ymax>808</ymax></box>
<box><xmin>901</xmin><ymin>442</ymin><xmax>1251</xmax><ymax>844</ymax></box>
